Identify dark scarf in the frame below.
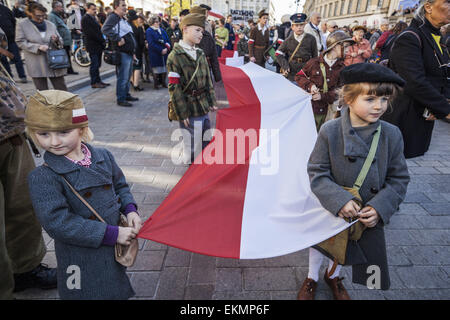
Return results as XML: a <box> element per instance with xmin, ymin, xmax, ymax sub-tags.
<box><xmin>30</xmin><ymin>18</ymin><xmax>47</xmax><ymax>32</ymax></box>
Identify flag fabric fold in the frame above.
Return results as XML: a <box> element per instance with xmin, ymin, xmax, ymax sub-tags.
<box><xmin>138</xmin><ymin>62</ymin><xmax>351</xmax><ymax>259</ymax></box>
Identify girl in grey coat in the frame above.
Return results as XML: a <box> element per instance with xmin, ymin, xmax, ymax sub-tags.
<box><xmin>25</xmin><ymin>90</ymin><xmax>141</xmax><ymax>299</ymax></box>
<box><xmin>298</xmin><ymin>63</ymin><xmax>410</xmax><ymax>300</ymax></box>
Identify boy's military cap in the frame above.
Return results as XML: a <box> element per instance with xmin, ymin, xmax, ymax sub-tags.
<box><xmin>340</xmin><ymin>63</ymin><xmax>405</xmax><ymax>87</ymax></box>
<box><xmin>179</xmin><ymin>13</ymin><xmax>206</xmax><ymax>30</ymax></box>
<box><xmin>190</xmin><ymin>6</ymin><xmax>207</xmax><ymax>16</ymax></box>
<box><xmin>199</xmin><ymin>4</ymin><xmax>211</xmax><ymax>11</ymax></box>
<box><xmin>290</xmin><ymin>13</ymin><xmax>307</xmax><ymax>24</ymax></box>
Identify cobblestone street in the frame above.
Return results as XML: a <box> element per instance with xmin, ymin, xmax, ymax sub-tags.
<box><xmin>14</xmin><ymin>75</ymin><xmax>450</xmax><ymax>300</ymax></box>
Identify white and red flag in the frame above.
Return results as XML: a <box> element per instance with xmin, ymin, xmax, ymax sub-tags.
<box><xmin>138</xmin><ymin>63</ymin><xmax>351</xmax><ymax>259</ymax></box>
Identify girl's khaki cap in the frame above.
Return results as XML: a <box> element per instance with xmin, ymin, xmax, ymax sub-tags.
<box><xmin>25</xmin><ymin>90</ymin><xmax>88</xmax><ymax>131</ymax></box>
<box><xmin>179</xmin><ymin>13</ymin><xmax>206</xmax><ymax>30</ymax></box>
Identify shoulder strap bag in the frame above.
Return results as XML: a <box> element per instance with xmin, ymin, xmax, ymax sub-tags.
<box><xmin>315</xmin><ymin>124</ymin><xmax>382</xmax><ymax>269</ymax></box>
<box><xmin>43</xmin><ymin>163</ymin><xmax>138</xmax><ymax>267</ymax></box>
<box><xmin>319</xmin><ymin>61</ymin><xmax>340</xmax><ymax>122</ymax></box>
<box><xmin>104</xmin><ymin>20</ymin><xmax>121</xmax><ymax>66</ymax></box>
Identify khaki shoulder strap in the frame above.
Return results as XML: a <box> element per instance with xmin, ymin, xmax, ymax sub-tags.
<box><xmin>182</xmin><ymin>57</ymin><xmax>201</xmax><ymax>93</ymax></box>
<box><xmin>288</xmin><ymin>36</ymin><xmax>303</xmax><ymax>64</ymax></box>
<box><xmin>319</xmin><ymin>62</ymin><xmax>328</xmax><ymax>93</ymax></box>
<box><xmin>353</xmin><ymin>124</ymin><xmax>382</xmax><ymax>190</ymax></box>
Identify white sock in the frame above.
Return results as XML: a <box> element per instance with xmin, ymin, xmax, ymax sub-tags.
<box><xmin>327</xmin><ymin>258</ymin><xmax>342</xmax><ymax>279</ymax></box>
<box><xmin>307</xmin><ymin>248</ymin><xmax>324</xmax><ymax>282</ymax></box>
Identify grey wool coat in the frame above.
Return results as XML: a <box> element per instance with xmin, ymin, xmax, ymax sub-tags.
<box><xmin>307</xmin><ymin>107</ymin><xmax>410</xmax><ymax>290</ymax></box>
<box><xmin>28</xmin><ymin>145</ymin><xmax>135</xmax><ymax>300</ymax></box>
<box><xmin>15</xmin><ymin>18</ymin><xmax>67</xmax><ymax>78</ymax></box>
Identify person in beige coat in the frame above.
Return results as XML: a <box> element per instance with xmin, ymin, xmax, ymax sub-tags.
<box><xmin>15</xmin><ymin>2</ymin><xmax>67</xmax><ymax>91</ymax></box>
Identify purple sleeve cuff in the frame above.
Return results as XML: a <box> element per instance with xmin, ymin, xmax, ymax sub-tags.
<box><xmin>102</xmin><ymin>225</ymin><xmax>119</xmax><ymax>246</ymax></box>
<box><xmin>122</xmin><ymin>203</ymin><xmax>138</xmax><ymax>216</ymax></box>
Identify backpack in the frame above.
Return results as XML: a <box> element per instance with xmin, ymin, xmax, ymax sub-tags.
<box><xmin>379</xmin><ymin>30</ymin><xmax>422</xmax><ymax>68</ymax></box>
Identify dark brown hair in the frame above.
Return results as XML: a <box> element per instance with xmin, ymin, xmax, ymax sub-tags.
<box><xmin>391</xmin><ymin>21</ymin><xmax>408</xmax><ymax>35</ymax></box>
<box><xmin>340</xmin><ymin>82</ymin><xmax>402</xmax><ymax>104</ymax></box>
<box><xmin>86</xmin><ymin>2</ymin><xmax>96</xmax><ymax>9</ymax></box>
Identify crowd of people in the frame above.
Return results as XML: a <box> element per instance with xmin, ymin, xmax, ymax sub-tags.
<box><xmin>0</xmin><ymin>0</ymin><xmax>448</xmax><ymax>301</ymax></box>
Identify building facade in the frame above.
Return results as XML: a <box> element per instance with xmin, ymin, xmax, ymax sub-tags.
<box><xmin>194</xmin><ymin>0</ymin><xmax>270</xmax><ymax>20</ymax></box>
<box><xmin>302</xmin><ymin>0</ymin><xmax>405</xmax><ymax>28</ymax></box>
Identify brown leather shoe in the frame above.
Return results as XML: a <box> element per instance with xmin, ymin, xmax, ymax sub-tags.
<box><xmin>297</xmin><ymin>278</ymin><xmax>317</xmax><ymax>300</ymax></box>
<box><xmin>324</xmin><ymin>271</ymin><xmax>351</xmax><ymax>300</ymax></box>
<box><xmin>91</xmin><ymin>83</ymin><xmax>107</xmax><ymax>88</ymax></box>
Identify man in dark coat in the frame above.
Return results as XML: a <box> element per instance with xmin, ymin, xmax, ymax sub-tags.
<box><xmin>0</xmin><ymin>3</ymin><xmax>27</xmax><ymax>82</ymax></box>
<box><xmin>225</xmin><ymin>14</ymin><xmax>235</xmax><ymax>50</ymax></box>
<box><xmin>81</xmin><ymin>3</ymin><xmax>107</xmax><ymax>88</ymax></box>
<box><xmin>382</xmin><ymin>14</ymin><xmax>450</xmax><ymax>158</ymax></box>
<box><xmin>190</xmin><ymin>6</ymin><xmax>221</xmax><ymax>82</ymax></box>
<box><xmin>276</xmin><ymin>13</ymin><xmax>317</xmax><ymax>81</ymax></box>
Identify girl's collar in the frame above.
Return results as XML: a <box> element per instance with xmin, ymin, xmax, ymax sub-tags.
<box><xmin>43</xmin><ymin>143</ymin><xmax>104</xmax><ymax>174</ymax></box>
<box><xmin>65</xmin><ymin>143</ymin><xmax>92</xmax><ymax>167</ymax></box>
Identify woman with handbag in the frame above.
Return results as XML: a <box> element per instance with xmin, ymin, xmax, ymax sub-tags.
<box><xmin>15</xmin><ymin>2</ymin><xmax>68</xmax><ymax>91</ymax></box>
<box><xmin>298</xmin><ymin>63</ymin><xmax>410</xmax><ymax>300</ymax></box>
<box><xmin>24</xmin><ymin>90</ymin><xmax>142</xmax><ymax>299</ymax></box>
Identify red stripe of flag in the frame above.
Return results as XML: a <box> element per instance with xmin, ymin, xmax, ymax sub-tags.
<box><xmin>138</xmin><ymin>64</ymin><xmax>262</xmax><ymax>258</ymax></box>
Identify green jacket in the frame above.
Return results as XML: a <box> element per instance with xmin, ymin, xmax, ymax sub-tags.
<box><xmin>215</xmin><ymin>27</ymin><xmax>228</xmax><ymax>47</ymax></box>
<box><xmin>167</xmin><ymin>43</ymin><xmax>216</xmax><ymax>120</ymax></box>
<box><xmin>48</xmin><ymin>11</ymin><xmax>72</xmax><ymax>47</ymax></box>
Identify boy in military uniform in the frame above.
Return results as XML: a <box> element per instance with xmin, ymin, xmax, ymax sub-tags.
<box><xmin>248</xmin><ymin>10</ymin><xmax>270</xmax><ymax>67</ymax></box>
<box><xmin>276</xmin><ymin>13</ymin><xmax>318</xmax><ymax>81</ymax></box>
<box><xmin>166</xmin><ymin>13</ymin><xmax>217</xmax><ymax>164</ymax></box>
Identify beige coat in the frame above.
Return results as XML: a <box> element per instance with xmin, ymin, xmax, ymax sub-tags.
<box><xmin>16</xmin><ymin>19</ymin><xmax>67</xmax><ymax>78</ymax></box>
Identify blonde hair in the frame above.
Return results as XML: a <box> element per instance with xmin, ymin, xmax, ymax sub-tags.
<box><xmin>26</xmin><ymin>127</ymin><xmax>94</xmax><ymax>149</ymax></box>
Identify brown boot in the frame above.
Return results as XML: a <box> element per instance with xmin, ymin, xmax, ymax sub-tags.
<box><xmin>297</xmin><ymin>278</ymin><xmax>317</xmax><ymax>300</ymax></box>
<box><xmin>324</xmin><ymin>271</ymin><xmax>351</xmax><ymax>300</ymax></box>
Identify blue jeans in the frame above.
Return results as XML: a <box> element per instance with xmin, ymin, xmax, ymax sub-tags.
<box><xmin>88</xmin><ymin>51</ymin><xmax>102</xmax><ymax>85</ymax></box>
<box><xmin>1</xmin><ymin>41</ymin><xmax>26</xmax><ymax>79</ymax></box>
<box><xmin>116</xmin><ymin>52</ymin><xmax>133</xmax><ymax>102</ymax></box>
<box><xmin>179</xmin><ymin>114</ymin><xmax>211</xmax><ymax>163</ymax></box>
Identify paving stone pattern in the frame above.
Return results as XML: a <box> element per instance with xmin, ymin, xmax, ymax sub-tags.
<box><xmin>14</xmin><ymin>78</ymin><xmax>450</xmax><ymax>300</ymax></box>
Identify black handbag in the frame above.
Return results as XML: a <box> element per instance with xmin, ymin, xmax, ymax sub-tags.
<box><xmin>103</xmin><ymin>39</ymin><xmax>121</xmax><ymax>66</ymax></box>
<box><xmin>47</xmin><ymin>39</ymin><xmax>70</xmax><ymax>70</ymax></box>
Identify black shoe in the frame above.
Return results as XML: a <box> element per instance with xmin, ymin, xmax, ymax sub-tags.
<box><xmin>117</xmin><ymin>101</ymin><xmax>133</xmax><ymax>107</ymax></box>
<box><xmin>133</xmin><ymin>86</ymin><xmax>144</xmax><ymax>91</ymax></box>
<box><xmin>125</xmin><ymin>96</ymin><xmax>139</xmax><ymax>101</ymax></box>
<box><xmin>13</xmin><ymin>263</ymin><xmax>57</xmax><ymax>292</ymax></box>
<box><xmin>68</xmin><ymin>71</ymin><xmax>79</xmax><ymax>75</ymax></box>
